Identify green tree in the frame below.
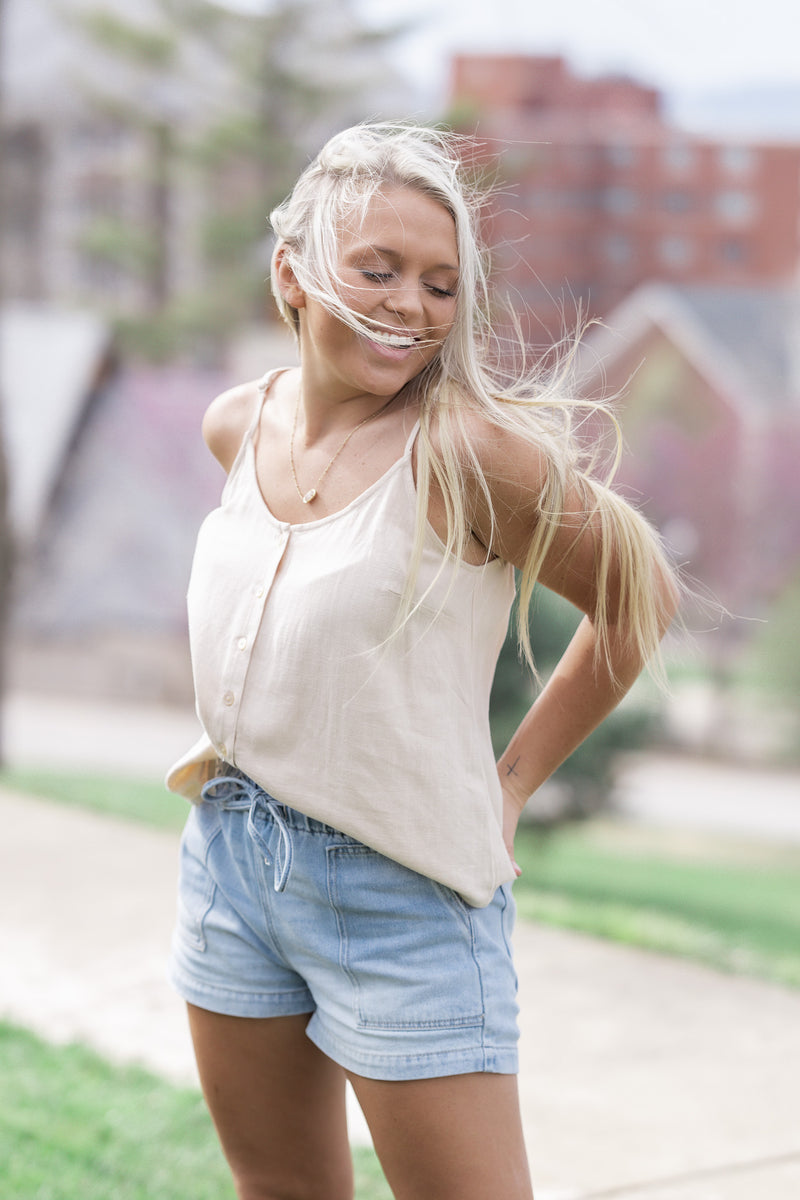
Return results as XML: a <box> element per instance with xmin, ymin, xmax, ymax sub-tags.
<box><xmin>67</xmin><ymin>3</ymin><xmax>186</xmax><ymax>313</ymax></box>
<box><xmin>65</xmin><ymin>0</ymin><xmax>407</xmax><ymax>360</ymax></box>
<box><xmin>490</xmin><ymin>585</ymin><xmax>658</xmax><ymax>822</ymax></box>
<box><xmin>738</xmin><ymin>563</ymin><xmax>800</xmax><ymax>760</ymax></box>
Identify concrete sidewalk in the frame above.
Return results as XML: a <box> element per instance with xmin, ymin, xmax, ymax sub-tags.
<box><xmin>3</xmin><ymin>785</ymin><xmax>800</xmax><ymax>1200</ymax></box>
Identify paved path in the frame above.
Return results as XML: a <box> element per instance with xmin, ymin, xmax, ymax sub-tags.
<box><xmin>3</xmin><ymin>693</ymin><xmax>800</xmax><ymax>1198</ymax></box>
<box><xmin>615</xmin><ymin>752</ymin><xmax>800</xmax><ymax>844</ymax></box>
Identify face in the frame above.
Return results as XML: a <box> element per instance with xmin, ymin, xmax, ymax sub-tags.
<box><xmin>281</xmin><ymin>186</ymin><xmax>460</xmax><ymax>405</ymax></box>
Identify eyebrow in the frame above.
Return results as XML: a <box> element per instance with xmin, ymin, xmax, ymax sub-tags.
<box><xmin>356</xmin><ymin>244</ymin><xmax>459</xmax><ymax>273</ymax></box>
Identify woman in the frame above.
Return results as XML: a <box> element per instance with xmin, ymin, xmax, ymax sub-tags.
<box><xmin>166</xmin><ymin>122</ymin><xmax>678</xmax><ymax>1200</ymax></box>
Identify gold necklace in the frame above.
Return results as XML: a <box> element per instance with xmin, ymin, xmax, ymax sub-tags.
<box><xmin>289</xmin><ymin>393</ymin><xmax>394</xmax><ymax>504</ymax></box>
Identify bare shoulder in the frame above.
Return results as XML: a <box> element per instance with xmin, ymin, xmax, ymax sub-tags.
<box><xmin>429</xmin><ymin>397</ymin><xmax>557</xmax><ymax>567</ymax></box>
<box><xmin>441</xmin><ymin>400</ymin><xmax>550</xmax><ymax>495</ymax></box>
<box><xmin>201</xmin><ymin>380</ymin><xmax>261</xmax><ymax>472</ymax></box>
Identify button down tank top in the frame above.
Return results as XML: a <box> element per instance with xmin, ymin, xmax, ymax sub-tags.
<box><xmin>167</xmin><ymin>370</ymin><xmax>517</xmax><ymax>906</ymax></box>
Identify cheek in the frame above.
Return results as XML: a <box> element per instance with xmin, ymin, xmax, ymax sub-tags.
<box><xmin>431</xmin><ymin>305</ymin><xmax>457</xmax><ymax>346</ymax></box>
<box><xmin>337</xmin><ymin>277</ymin><xmax>374</xmax><ymax>314</ymax></box>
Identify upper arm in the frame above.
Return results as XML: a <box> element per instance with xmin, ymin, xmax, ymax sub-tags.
<box><xmin>464</xmin><ymin>415</ymin><xmax>666</xmax><ymax>624</ymax></box>
<box><xmin>202</xmin><ymin>381</ymin><xmax>260</xmax><ymax>473</ymax></box>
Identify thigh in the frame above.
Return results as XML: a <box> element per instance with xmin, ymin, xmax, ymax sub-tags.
<box><xmin>187</xmin><ymin>1005</ymin><xmax>353</xmax><ymax>1200</ymax></box>
<box><xmin>349</xmin><ymin>1070</ymin><xmax>534</xmax><ymax>1200</ymax></box>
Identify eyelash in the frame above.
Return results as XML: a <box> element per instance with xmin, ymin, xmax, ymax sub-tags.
<box><xmin>360</xmin><ymin>270</ymin><xmax>456</xmax><ymax>299</ymax></box>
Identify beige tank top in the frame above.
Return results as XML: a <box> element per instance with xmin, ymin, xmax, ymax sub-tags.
<box><xmin>167</xmin><ymin>370</ymin><xmax>517</xmax><ymax>906</ymax></box>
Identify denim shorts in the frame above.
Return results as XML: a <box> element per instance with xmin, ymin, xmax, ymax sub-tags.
<box><xmin>168</xmin><ymin>770</ymin><xmax>520</xmax><ymax>1081</ymax></box>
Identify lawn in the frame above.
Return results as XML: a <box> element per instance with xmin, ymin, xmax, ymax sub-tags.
<box><xmin>0</xmin><ymin>766</ymin><xmax>188</xmax><ymax>831</ymax></box>
<box><xmin>0</xmin><ymin>1022</ymin><xmax>391</xmax><ymax>1200</ymax></box>
<box><xmin>513</xmin><ymin>819</ymin><xmax>800</xmax><ymax>988</ymax></box>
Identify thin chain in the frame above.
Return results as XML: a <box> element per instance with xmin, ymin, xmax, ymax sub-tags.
<box><xmin>289</xmin><ymin>393</ymin><xmax>395</xmax><ymax>504</ymax></box>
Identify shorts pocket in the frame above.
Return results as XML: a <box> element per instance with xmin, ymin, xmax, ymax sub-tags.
<box><xmin>326</xmin><ymin>844</ymin><xmax>485</xmax><ymax>1031</ymax></box>
<box><xmin>175</xmin><ymin>805</ymin><xmax>220</xmax><ymax>953</ymax></box>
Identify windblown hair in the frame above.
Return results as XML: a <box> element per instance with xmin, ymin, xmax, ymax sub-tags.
<box><xmin>270</xmin><ymin>122</ymin><xmax>676</xmax><ymax>682</ymax></box>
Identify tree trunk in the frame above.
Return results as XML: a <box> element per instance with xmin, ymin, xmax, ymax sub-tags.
<box><xmin>150</xmin><ymin>118</ymin><xmax>172</xmax><ymax>311</ymax></box>
<box><xmin>0</xmin><ymin>0</ymin><xmax>15</xmax><ymax>764</ymax></box>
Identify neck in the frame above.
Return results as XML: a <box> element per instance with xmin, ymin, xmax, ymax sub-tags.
<box><xmin>292</xmin><ymin>374</ymin><xmax>405</xmax><ymax>445</ymax></box>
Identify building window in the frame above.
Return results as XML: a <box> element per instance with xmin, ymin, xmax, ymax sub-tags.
<box><xmin>658</xmin><ymin>235</ymin><xmax>693</xmax><ymax>267</ymax></box>
<box><xmin>661</xmin><ymin>189</ymin><xmax>695</xmax><ymax>213</ymax></box>
<box><xmin>565</xmin><ymin>187</ymin><xmax>597</xmax><ymax>211</ymax></box>
<box><xmin>662</xmin><ymin>142</ymin><xmax>696</xmax><ymax>172</ymax></box>
<box><xmin>602</xmin><ymin>186</ymin><xmax>638</xmax><ymax>214</ymax></box>
<box><xmin>714</xmin><ymin>190</ymin><xmax>756</xmax><ymax>223</ymax></box>
<box><xmin>604</xmin><ymin>142</ymin><xmax>637</xmax><ymax>169</ymax></box>
<box><xmin>719</xmin><ymin>237</ymin><xmax>748</xmax><ymax>264</ymax></box>
<box><xmin>718</xmin><ymin>145</ymin><xmax>756</xmax><ymax>175</ymax></box>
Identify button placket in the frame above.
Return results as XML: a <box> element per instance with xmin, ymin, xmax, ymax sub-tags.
<box><xmin>213</xmin><ymin>529</ymin><xmax>290</xmax><ymax>763</ymax></box>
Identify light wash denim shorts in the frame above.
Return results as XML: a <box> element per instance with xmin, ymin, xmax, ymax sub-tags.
<box><xmin>168</xmin><ymin>770</ymin><xmax>520</xmax><ymax>1081</ymax></box>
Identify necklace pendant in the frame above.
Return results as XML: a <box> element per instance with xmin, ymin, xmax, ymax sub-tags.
<box><xmin>302</xmin><ymin>488</ymin><xmax>317</xmax><ymax>504</ymax></box>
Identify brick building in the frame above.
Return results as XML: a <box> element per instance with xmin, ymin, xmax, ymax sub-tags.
<box><xmin>449</xmin><ymin>55</ymin><xmax>800</xmax><ymax>342</ymax></box>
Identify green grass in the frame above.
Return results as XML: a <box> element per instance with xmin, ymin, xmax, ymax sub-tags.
<box><xmin>0</xmin><ymin>766</ymin><xmax>189</xmax><ymax>830</ymax></box>
<box><xmin>0</xmin><ymin>1022</ymin><xmax>392</xmax><ymax>1200</ymax></box>
<box><xmin>514</xmin><ymin>821</ymin><xmax>800</xmax><ymax>988</ymax></box>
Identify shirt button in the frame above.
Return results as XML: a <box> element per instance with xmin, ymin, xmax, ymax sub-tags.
<box><xmin>217</xmin><ymin>743</ymin><xmax>227</xmax><ymax>758</ymax></box>
<box><xmin>237</xmin><ymin>636</ymin><xmax>247</xmax><ymax>651</ymax></box>
<box><xmin>223</xmin><ymin>690</ymin><xmax>235</xmax><ymax>706</ymax></box>
<box><xmin>254</xmin><ymin>585</ymin><xmax>265</xmax><ymax>598</ymax></box>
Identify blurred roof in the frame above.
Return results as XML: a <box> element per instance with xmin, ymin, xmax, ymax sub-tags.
<box><xmin>13</xmin><ymin>326</ymin><xmax>296</xmax><ymax>636</ymax></box>
<box><xmin>677</xmin><ymin>285</ymin><xmax>800</xmax><ymax>406</ymax></box>
<box><xmin>581</xmin><ymin>282</ymin><xmax>800</xmax><ymax>413</ymax></box>
<box><xmin>16</xmin><ymin>363</ymin><xmax>227</xmax><ymax>635</ymax></box>
<box><xmin>0</xmin><ymin>303</ymin><xmax>112</xmax><ymax>542</ymax></box>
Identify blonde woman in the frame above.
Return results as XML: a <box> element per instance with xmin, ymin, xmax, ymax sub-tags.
<box><xmin>166</xmin><ymin>122</ymin><xmax>678</xmax><ymax>1200</ymax></box>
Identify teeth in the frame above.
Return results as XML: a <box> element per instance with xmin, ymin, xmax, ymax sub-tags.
<box><xmin>365</xmin><ymin>326</ymin><xmax>418</xmax><ymax>349</ymax></box>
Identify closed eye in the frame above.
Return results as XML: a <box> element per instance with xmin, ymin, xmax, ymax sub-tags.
<box><xmin>359</xmin><ymin>270</ymin><xmax>457</xmax><ymax>299</ymax></box>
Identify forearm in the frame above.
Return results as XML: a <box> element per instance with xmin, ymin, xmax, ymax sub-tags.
<box><xmin>496</xmin><ymin>615</ymin><xmax>648</xmax><ymax>813</ymax></box>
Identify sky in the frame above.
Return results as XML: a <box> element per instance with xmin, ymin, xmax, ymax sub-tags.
<box><xmin>224</xmin><ymin>0</ymin><xmax>800</xmax><ymax>105</ymax></box>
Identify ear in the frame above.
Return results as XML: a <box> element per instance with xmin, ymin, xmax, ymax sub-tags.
<box><xmin>274</xmin><ymin>246</ymin><xmax>306</xmax><ymax>309</ymax></box>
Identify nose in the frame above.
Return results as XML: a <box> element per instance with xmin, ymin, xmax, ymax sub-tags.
<box><xmin>383</xmin><ymin>277</ymin><xmax>424</xmax><ymax>323</ymax></box>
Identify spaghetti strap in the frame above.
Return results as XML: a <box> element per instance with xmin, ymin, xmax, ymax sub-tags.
<box><xmin>256</xmin><ymin>369</ymin><xmax>279</xmax><ymax>394</ymax></box>
<box><xmin>220</xmin><ymin>368</ymin><xmax>287</xmax><ymax>499</ymax></box>
<box><xmin>403</xmin><ymin>418</ymin><xmax>421</xmax><ymax>457</ymax></box>
<box><xmin>247</xmin><ymin>368</ymin><xmax>284</xmax><ymax>438</ymax></box>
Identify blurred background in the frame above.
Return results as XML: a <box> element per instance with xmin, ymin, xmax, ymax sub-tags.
<box><xmin>1</xmin><ymin>0</ymin><xmax>799</xmax><ymax>785</ymax></box>
<box><xmin>2</xmin><ymin>5</ymin><xmax>800</xmax><ymax>1196</ymax></box>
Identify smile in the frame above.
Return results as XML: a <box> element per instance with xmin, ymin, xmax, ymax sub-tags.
<box><xmin>358</xmin><ymin>319</ymin><xmax>424</xmax><ymax>351</ymax></box>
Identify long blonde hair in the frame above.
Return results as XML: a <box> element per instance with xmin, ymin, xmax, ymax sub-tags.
<box><xmin>270</xmin><ymin>121</ymin><xmax>675</xmax><ymax>682</ymax></box>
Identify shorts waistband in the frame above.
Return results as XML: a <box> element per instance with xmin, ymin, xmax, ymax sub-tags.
<box><xmin>200</xmin><ymin>769</ymin><xmax>354</xmax><ymax>840</ymax></box>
